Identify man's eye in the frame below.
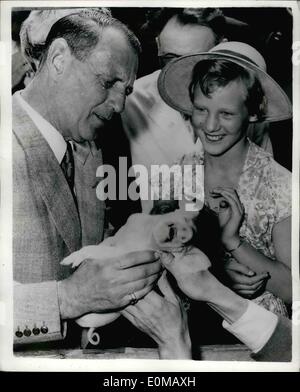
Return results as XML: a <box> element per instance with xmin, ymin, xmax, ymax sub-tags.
<box><xmin>103</xmin><ymin>80</ymin><xmax>115</xmax><ymax>89</ymax></box>
<box><xmin>97</xmin><ymin>77</ymin><xmax>115</xmax><ymax>89</ymax></box>
<box><xmin>221</xmin><ymin>111</ymin><xmax>233</xmax><ymax>117</ymax></box>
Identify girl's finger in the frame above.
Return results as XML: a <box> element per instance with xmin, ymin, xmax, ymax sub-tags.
<box><xmin>225</xmin><ymin>260</ymin><xmax>255</xmax><ymax>276</ymax></box>
<box><xmin>236</xmin><ymin>289</ymin><xmax>261</xmax><ymax>297</ymax></box>
<box><xmin>227</xmin><ymin>270</ymin><xmax>269</xmax><ymax>285</ymax></box>
<box><xmin>218</xmin><ymin>189</ymin><xmax>243</xmax><ymax>216</ymax></box>
<box><xmin>212</xmin><ymin>187</ymin><xmax>243</xmax><ymax>215</ymax></box>
<box><xmin>232</xmin><ymin>280</ymin><xmax>266</xmax><ymax>291</ymax></box>
<box><xmin>215</xmin><ymin>189</ymin><xmax>240</xmax><ymax>211</ymax></box>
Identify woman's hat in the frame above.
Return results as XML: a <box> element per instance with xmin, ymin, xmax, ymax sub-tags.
<box><xmin>158</xmin><ymin>41</ymin><xmax>292</xmax><ymax>122</ymax></box>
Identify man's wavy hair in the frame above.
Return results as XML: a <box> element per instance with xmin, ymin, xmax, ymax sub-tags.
<box><xmin>20</xmin><ymin>8</ymin><xmax>141</xmax><ymax>72</ymax></box>
<box><xmin>143</xmin><ymin>8</ymin><xmax>226</xmax><ymax>44</ymax></box>
<box><xmin>189</xmin><ymin>59</ymin><xmax>267</xmax><ymax>121</ymax></box>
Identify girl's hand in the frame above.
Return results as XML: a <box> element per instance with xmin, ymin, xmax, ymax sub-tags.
<box><xmin>225</xmin><ymin>258</ymin><xmax>270</xmax><ymax>299</ymax></box>
<box><xmin>210</xmin><ymin>187</ymin><xmax>244</xmax><ymax>250</ymax></box>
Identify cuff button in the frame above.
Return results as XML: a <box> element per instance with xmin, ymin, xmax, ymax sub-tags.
<box><xmin>41</xmin><ymin>325</ymin><xmax>48</xmax><ymax>334</ymax></box>
<box><xmin>24</xmin><ymin>327</ymin><xmax>31</xmax><ymax>337</ymax></box>
<box><xmin>15</xmin><ymin>330</ymin><xmax>23</xmax><ymax>338</ymax></box>
<box><xmin>33</xmin><ymin>327</ymin><xmax>40</xmax><ymax>335</ymax></box>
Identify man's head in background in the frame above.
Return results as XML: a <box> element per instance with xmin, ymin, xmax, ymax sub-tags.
<box><xmin>142</xmin><ymin>8</ymin><xmax>227</xmax><ymax>68</ymax></box>
<box><xmin>21</xmin><ymin>10</ymin><xmax>140</xmax><ymax>142</ymax></box>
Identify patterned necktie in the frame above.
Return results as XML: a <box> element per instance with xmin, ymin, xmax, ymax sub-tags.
<box><xmin>61</xmin><ymin>141</ymin><xmax>75</xmax><ymax>193</ymax></box>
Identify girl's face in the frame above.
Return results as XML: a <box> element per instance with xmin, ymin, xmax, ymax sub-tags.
<box><xmin>191</xmin><ymin>79</ymin><xmax>254</xmax><ymax>157</ymax></box>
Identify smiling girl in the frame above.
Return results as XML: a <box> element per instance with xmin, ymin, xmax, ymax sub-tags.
<box><xmin>158</xmin><ymin>42</ymin><xmax>292</xmax><ymax>315</ymax></box>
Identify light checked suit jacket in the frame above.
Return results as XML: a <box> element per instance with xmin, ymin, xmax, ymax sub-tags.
<box><xmin>13</xmin><ymin>94</ymin><xmax>105</xmax><ymax>345</ymax></box>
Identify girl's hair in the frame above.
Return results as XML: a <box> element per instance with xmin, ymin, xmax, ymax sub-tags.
<box><xmin>189</xmin><ymin>59</ymin><xmax>267</xmax><ymax>120</ymax></box>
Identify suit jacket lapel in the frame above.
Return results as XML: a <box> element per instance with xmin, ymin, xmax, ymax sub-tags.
<box><xmin>13</xmin><ymin>95</ymin><xmax>82</xmax><ymax>253</ymax></box>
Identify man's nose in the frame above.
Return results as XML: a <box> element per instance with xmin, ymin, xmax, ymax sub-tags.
<box><xmin>205</xmin><ymin>113</ymin><xmax>220</xmax><ymax>133</ymax></box>
<box><xmin>110</xmin><ymin>91</ymin><xmax>126</xmax><ymax>114</ymax></box>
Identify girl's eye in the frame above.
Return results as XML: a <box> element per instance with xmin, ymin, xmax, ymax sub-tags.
<box><xmin>196</xmin><ymin>107</ymin><xmax>207</xmax><ymax>114</ymax></box>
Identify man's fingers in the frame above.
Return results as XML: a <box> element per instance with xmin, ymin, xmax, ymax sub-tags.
<box><xmin>123</xmin><ymin>283</ymin><xmax>158</xmax><ymax>307</ymax></box>
<box><xmin>117</xmin><ymin>250</ymin><xmax>160</xmax><ymax>269</ymax></box>
<box><xmin>157</xmin><ymin>271</ymin><xmax>178</xmax><ymax>305</ymax></box>
<box><xmin>159</xmin><ymin>251</ymin><xmax>175</xmax><ymax>268</ymax></box>
<box><xmin>122</xmin><ymin>273</ymin><xmax>159</xmax><ymax>297</ymax></box>
<box><xmin>120</xmin><ymin>307</ymin><xmax>143</xmax><ymax>326</ymax></box>
<box><xmin>142</xmin><ymin>290</ymin><xmax>165</xmax><ymax>308</ymax></box>
<box><xmin>119</xmin><ymin>259</ymin><xmax>162</xmax><ymax>283</ymax></box>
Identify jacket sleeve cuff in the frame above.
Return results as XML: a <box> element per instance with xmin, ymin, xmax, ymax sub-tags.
<box><xmin>251</xmin><ymin>315</ymin><xmax>292</xmax><ymax>362</ymax></box>
<box><xmin>14</xmin><ymin>281</ymin><xmax>64</xmax><ymax>345</ymax></box>
<box><xmin>222</xmin><ymin>300</ymin><xmax>278</xmax><ymax>353</ymax></box>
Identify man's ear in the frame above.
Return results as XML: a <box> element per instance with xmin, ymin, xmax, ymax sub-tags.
<box><xmin>155</xmin><ymin>36</ymin><xmax>162</xmax><ymax>54</ymax></box>
<box><xmin>47</xmin><ymin>38</ymin><xmax>71</xmax><ymax>77</ymax></box>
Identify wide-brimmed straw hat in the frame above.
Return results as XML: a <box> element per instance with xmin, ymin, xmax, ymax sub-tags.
<box><xmin>158</xmin><ymin>41</ymin><xmax>292</xmax><ymax>122</ymax></box>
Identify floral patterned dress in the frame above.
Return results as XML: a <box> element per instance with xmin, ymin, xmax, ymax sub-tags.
<box><xmin>153</xmin><ymin>141</ymin><xmax>291</xmax><ymax>316</ymax></box>
<box><xmin>227</xmin><ymin>140</ymin><xmax>291</xmax><ymax>316</ymax></box>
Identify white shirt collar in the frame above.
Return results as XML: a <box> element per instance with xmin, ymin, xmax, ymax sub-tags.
<box><xmin>16</xmin><ymin>91</ymin><xmax>66</xmax><ymax>164</ymax></box>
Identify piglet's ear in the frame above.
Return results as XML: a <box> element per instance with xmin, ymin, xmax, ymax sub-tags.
<box><xmin>177</xmin><ymin>209</ymin><xmax>199</xmax><ymax>221</ymax></box>
<box><xmin>178</xmin><ymin>197</ymin><xmax>204</xmax><ymax>216</ymax></box>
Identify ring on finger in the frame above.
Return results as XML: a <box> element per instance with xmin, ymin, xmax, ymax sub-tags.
<box><xmin>129</xmin><ymin>292</ymin><xmax>138</xmax><ymax>305</ymax></box>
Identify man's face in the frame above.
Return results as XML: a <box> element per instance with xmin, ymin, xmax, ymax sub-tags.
<box><xmin>191</xmin><ymin>79</ymin><xmax>250</xmax><ymax>157</ymax></box>
<box><xmin>157</xmin><ymin>15</ymin><xmax>217</xmax><ymax>67</ymax></box>
<box><xmin>58</xmin><ymin>27</ymin><xmax>138</xmax><ymax>142</ymax></box>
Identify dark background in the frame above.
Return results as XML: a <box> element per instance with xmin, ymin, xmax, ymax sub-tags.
<box><xmin>12</xmin><ymin>7</ymin><xmax>293</xmax><ymax>171</ymax></box>
<box><xmin>12</xmin><ymin>7</ymin><xmax>293</xmax><ymax>83</ymax></box>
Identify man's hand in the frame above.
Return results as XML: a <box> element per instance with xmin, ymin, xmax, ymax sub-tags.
<box><xmin>57</xmin><ymin>250</ymin><xmax>161</xmax><ymax>319</ymax></box>
<box><xmin>121</xmin><ymin>272</ymin><xmax>191</xmax><ymax>359</ymax></box>
<box><xmin>225</xmin><ymin>258</ymin><xmax>270</xmax><ymax>299</ymax></box>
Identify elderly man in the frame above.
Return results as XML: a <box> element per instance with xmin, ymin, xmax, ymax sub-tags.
<box><xmin>121</xmin><ymin>8</ymin><xmax>273</xmax><ymax>213</ymax></box>
<box><xmin>13</xmin><ymin>10</ymin><xmax>161</xmax><ymax>347</ymax></box>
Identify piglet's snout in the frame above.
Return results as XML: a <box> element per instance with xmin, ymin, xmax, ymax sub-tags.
<box><xmin>175</xmin><ymin>222</ymin><xmax>193</xmax><ymax>244</ymax></box>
